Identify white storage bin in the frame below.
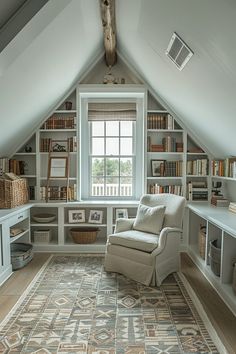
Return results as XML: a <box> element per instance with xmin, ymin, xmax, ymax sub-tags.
<box><xmin>34</xmin><ymin>229</ymin><xmax>52</xmax><ymax>243</ymax></box>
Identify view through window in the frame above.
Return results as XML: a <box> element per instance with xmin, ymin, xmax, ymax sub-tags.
<box><xmin>90</xmin><ymin>120</ymin><xmax>135</xmax><ymax>197</ymax></box>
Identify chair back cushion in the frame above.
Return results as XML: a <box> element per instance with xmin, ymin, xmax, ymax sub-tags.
<box><xmin>133</xmin><ymin>204</ymin><xmax>165</xmax><ymax>234</ymax></box>
<box><xmin>140</xmin><ymin>194</ymin><xmax>186</xmax><ymax>228</ymax></box>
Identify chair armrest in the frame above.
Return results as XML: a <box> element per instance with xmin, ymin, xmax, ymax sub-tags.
<box><xmin>152</xmin><ymin>227</ymin><xmax>182</xmax><ymax>256</ymax></box>
<box><xmin>114</xmin><ymin>218</ymin><xmax>135</xmax><ymax>233</ymax></box>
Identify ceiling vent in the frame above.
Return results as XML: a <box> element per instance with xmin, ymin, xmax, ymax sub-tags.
<box><xmin>166</xmin><ymin>32</ymin><xmax>193</xmax><ymax>70</ymax></box>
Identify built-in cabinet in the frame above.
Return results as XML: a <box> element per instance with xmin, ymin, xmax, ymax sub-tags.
<box><xmin>0</xmin><ymin>205</ymin><xmax>31</xmax><ymax>285</ymax></box>
<box><xmin>187</xmin><ymin>202</ymin><xmax>236</xmax><ymax>316</ymax></box>
<box><xmin>31</xmin><ymin>202</ymin><xmax>138</xmax><ymax>252</ymax></box>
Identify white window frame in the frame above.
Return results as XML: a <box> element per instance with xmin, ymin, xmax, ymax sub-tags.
<box><xmin>78</xmin><ymin>85</ymin><xmax>146</xmax><ymax>200</ymax></box>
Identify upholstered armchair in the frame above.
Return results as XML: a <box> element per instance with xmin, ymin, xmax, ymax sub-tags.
<box><xmin>104</xmin><ymin>194</ymin><xmax>186</xmax><ymax>286</ymax></box>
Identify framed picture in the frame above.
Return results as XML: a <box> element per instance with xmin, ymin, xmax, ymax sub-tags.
<box><xmin>51</xmin><ymin>140</ymin><xmax>68</xmax><ymax>152</ymax></box>
<box><xmin>49</xmin><ymin>157</ymin><xmax>68</xmax><ymax>178</ymax></box>
<box><xmin>89</xmin><ymin>210</ymin><xmax>103</xmax><ymax>224</ymax></box>
<box><xmin>116</xmin><ymin>208</ymin><xmax>128</xmax><ymax>219</ymax></box>
<box><xmin>151</xmin><ymin>159</ymin><xmax>165</xmax><ymax>177</ymax></box>
<box><xmin>68</xmin><ymin>210</ymin><xmax>85</xmax><ymax>223</ymax></box>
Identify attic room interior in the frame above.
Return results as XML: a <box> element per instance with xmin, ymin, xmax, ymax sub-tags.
<box><xmin>0</xmin><ymin>0</ymin><xmax>236</xmax><ymax>353</ymax></box>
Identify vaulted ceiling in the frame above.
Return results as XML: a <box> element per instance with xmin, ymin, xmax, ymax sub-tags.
<box><xmin>0</xmin><ymin>0</ymin><xmax>236</xmax><ymax>158</ymax></box>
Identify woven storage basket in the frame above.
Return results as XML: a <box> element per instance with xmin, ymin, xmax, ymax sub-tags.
<box><xmin>198</xmin><ymin>225</ymin><xmax>206</xmax><ymax>259</ymax></box>
<box><xmin>209</xmin><ymin>239</ymin><xmax>221</xmax><ymax>276</ymax></box>
<box><xmin>0</xmin><ymin>177</ymin><xmax>28</xmax><ymax>208</ymax></box>
<box><xmin>70</xmin><ymin>227</ymin><xmax>99</xmax><ymax>244</ymax></box>
<box><xmin>233</xmin><ymin>263</ymin><xmax>236</xmax><ymax>295</ymax></box>
<box><xmin>10</xmin><ymin>243</ymin><xmax>33</xmax><ymax>270</ymax></box>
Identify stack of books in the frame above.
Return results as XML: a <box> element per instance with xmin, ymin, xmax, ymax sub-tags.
<box><xmin>211</xmin><ymin>195</ymin><xmax>230</xmax><ymax>207</ymax></box>
<box><xmin>228</xmin><ymin>202</ymin><xmax>236</xmax><ymax>214</ymax></box>
<box><xmin>188</xmin><ymin>181</ymin><xmax>208</xmax><ymax>201</ymax></box>
<box><xmin>151</xmin><ymin>144</ymin><xmax>164</xmax><ymax>152</ymax></box>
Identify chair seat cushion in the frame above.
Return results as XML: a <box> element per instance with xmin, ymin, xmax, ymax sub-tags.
<box><xmin>108</xmin><ymin>230</ymin><xmax>159</xmax><ymax>252</ymax></box>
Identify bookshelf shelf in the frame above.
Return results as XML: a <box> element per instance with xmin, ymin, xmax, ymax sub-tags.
<box><xmin>14</xmin><ymin>153</ymin><xmax>36</xmax><ymax>156</ymax></box>
<box><xmin>39</xmin><ymin>129</ymin><xmax>77</xmax><ymax>132</ymax></box>
<box><xmin>40</xmin><ymin>177</ymin><xmax>77</xmax><ymax>180</ymax></box>
<box><xmin>187</xmin><ymin>152</ymin><xmax>207</xmax><ymax>156</ymax></box>
<box><xmin>211</xmin><ymin>176</ymin><xmax>236</xmax><ymax>181</ymax></box>
<box><xmin>147</xmin><ymin>176</ymin><xmax>183</xmax><ymax>180</ymax></box>
<box><xmin>147</xmin><ymin>110</ymin><xmax>168</xmax><ymax>113</ymax></box>
<box><xmin>54</xmin><ymin>110</ymin><xmax>77</xmax><ymax>114</ymax></box>
<box><xmin>147</xmin><ymin>129</ymin><xmax>183</xmax><ymax>133</ymax></box>
<box><xmin>147</xmin><ymin>152</ymin><xmax>184</xmax><ymax>156</ymax></box>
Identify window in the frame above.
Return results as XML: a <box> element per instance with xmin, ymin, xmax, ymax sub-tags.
<box><xmin>79</xmin><ymin>87</ymin><xmax>145</xmax><ymax>200</ymax></box>
<box><xmin>90</xmin><ymin>120</ymin><xmax>134</xmax><ymax>197</ymax></box>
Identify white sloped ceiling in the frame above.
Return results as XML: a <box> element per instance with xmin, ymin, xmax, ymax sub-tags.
<box><xmin>0</xmin><ymin>0</ymin><xmax>236</xmax><ymax>159</ymax></box>
<box><xmin>116</xmin><ymin>0</ymin><xmax>236</xmax><ymax>158</ymax></box>
<box><xmin>0</xmin><ymin>0</ymin><xmax>103</xmax><ymax>156</ymax></box>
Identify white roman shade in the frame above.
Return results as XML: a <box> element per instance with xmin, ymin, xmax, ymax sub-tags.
<box><xmin>88</xmin><ymin>102</ymin><xmax>136</xmax><ymax>121</ymax></box>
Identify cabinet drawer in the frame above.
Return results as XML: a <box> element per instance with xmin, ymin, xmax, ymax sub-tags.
<box><xmin>8</xmin><ymin>210</ymin><xmax>30</xmax><ymax>227</ymax></box>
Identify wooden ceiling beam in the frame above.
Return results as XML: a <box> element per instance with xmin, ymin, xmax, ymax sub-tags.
<box><xmin>100</xmin><ymin>0</ymin><xmax>117</xmax><ymax>67</ymax></box>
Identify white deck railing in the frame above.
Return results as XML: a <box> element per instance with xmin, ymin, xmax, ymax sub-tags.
<box><xmin>92</xmin><ymin>183</ymin><xmax>132</xmax><ymax>196</ymax></box>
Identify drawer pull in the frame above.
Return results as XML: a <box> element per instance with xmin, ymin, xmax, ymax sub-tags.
<box><xmin>18</xmin><ymin>215</ymin><xmax>23</xmax><ymax>220</ymax></box>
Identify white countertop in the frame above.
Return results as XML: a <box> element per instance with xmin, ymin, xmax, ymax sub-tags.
<box><xmin>0</xmin><ymin>204</ymin><xmax>32</xmax><ymax>223</ymax></box>
<box><xmin>188</xmin><ymin>202</ymin><xmax>236</xmax><ymax>237</ymax></box>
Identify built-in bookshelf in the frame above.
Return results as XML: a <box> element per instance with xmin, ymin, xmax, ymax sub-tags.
<box><xmin>146</xmin><ymin>94</ymin><xmax>210</xmax><ymax>200</ymax></box>
<box><xmin>8</xmin><ymin>90</ymin><xmax>78</xmax><ymax>201</ymax></box>
<box><xmin>2</xmin><ymin>89</ymin><xmax>214</xmax><ymax>203</ymax></box>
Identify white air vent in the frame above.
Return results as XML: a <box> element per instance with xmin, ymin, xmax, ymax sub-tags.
<box><xmin>166</xmin><ymin>32</ymin><xmax>193</xmax><ymax>70</ymax></box>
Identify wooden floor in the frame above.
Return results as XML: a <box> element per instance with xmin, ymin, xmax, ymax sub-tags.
<box><xmin>0</xmin><ymin>253</ymin><xmax>236</xmax><ymax>353</ymax></box>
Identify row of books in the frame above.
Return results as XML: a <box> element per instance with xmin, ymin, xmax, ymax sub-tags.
<box><xmin>149</xmin><ymin>184</ymin><xmax>183</xmax><ymax>195</ymax></box>
<box><xmin>228</xmin><ymin>202</ymin><xmax>236</xmax><ymax>214</ymax></box>
<box><xmin>0</xmin><ymin>157</ymin><xmax>9</xmax><ymax>176</ymax></box>
<box><xmin>40</xmin><ymin>137</ymin><xmax>77</xmax><ymax>152</ymax></box>
<box><xmin>212</xmin><ymin>157</ymin><xmax>236</xmax><ymax>178</ymax></box>
<box><xmin>155</xmin><ymin>161</ymin><xmax>183</xmax><ymax>177</ymax></box>
<box><xmin>40</xmin><ymin>185</ymin><xmax>77</xmax><ymax>201</ymax></box>
<box><xmin>147</xmin><ymin>114</ymin><xmax>175</xmax><ymax>130</ymax></box>
<box><xmin>188</xmin><ymin>181</ymin><xmax>208</xmax><ymax>201</ymax></box>
<box><xmin>187</xmin><ymin>159</ymin><xmax>208</xmax><ymax>176</ymax></box>
<box><xmin>9</xmin><ymin>159</ymin><xmax>26</xmax><ymax>175</ymax></box>
<box><xmin>41</xmin><ymin>116</ymin><xmax>76</xmax><ymax>130</ymax></box>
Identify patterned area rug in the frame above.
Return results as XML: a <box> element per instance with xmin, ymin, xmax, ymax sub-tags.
<box><xmin>0</xmin><ymin>255</ymin><xmax>220</xmax><ymax>353</ymax></box>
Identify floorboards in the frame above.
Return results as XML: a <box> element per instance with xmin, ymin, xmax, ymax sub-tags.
<box><xmin>0</xmin><ymin>252</ymin><xmax>235</xmax><ymax>353</ymax></box>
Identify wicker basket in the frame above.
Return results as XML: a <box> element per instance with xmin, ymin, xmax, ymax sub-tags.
<box><xmin>198</xmin><ymin>225</ymin><xmax>206</xmax><ymax>259</ymax></box>
<box><xmin>0</xmin><ymin>177</ymin><xmax>28</xmax><ymax>208</ymax></box>
<box><xmin>34</xmin><ymin>229</ymin><xmax>52</xmax><ymax>243</ymax></box>
<box><xmin>209</xmin><ymin>239</ymin><xmax>221</xmax><ymax>276</ymax></box>
<box><xmin>233</xmin><ymin>263</ymin><xmax>236</xmax><ymax>295</ymax></box>
<box><xmin>70</xmin><ymin>227</ymin><xmax>99</xmax><ymax>244</ymax></box>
